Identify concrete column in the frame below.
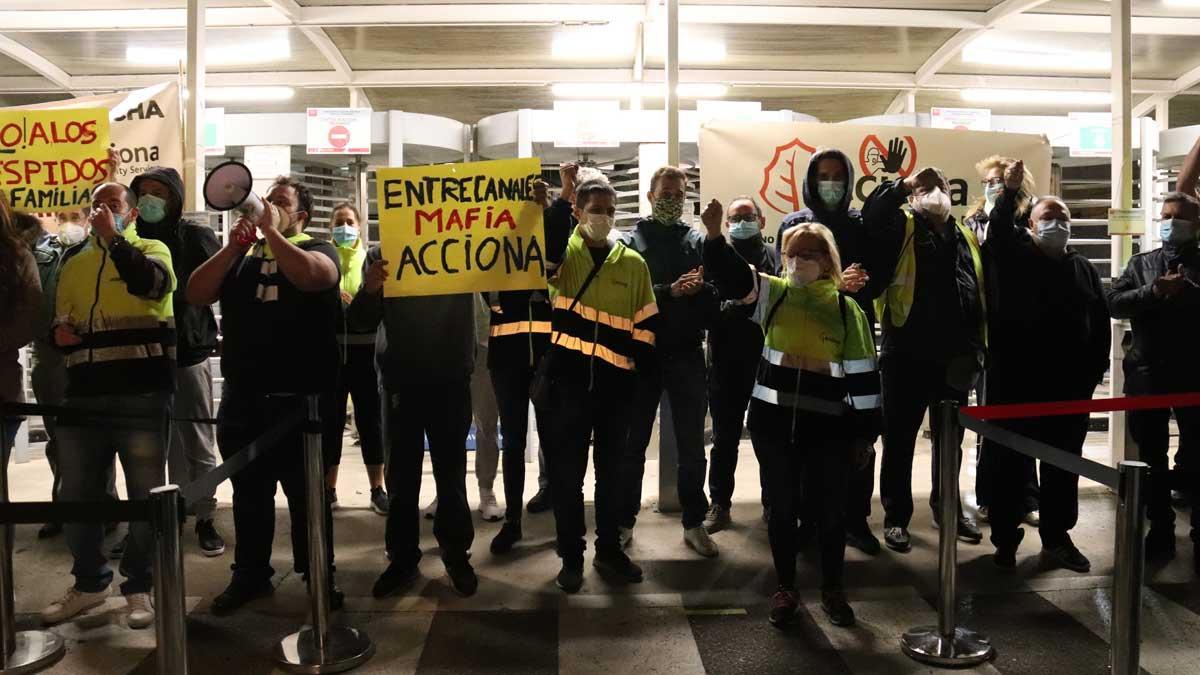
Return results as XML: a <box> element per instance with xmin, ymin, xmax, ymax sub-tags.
<box><xmin>517</xmin><ymin>109</ymin><xmax>533</xmax><ymax>159</ymax></box>
<box><xmin>387</xmin><ymin>110</ymin><xmax>404</xmax><ymax>168</ymax></box>
<box><xmin>665</xmin><ymin>0</ymin><xmax>680</xmax><ymax>166</ymax></box>
<box><xmin>638</xmin><ymin>143</ymin><xmax>668</xmax><ymax>217</ymax></box>
<box><xmin>183</xmin><ymin>0</ymin><xmax>205</xmax><ymax>211</ymax></box>
<box><xmin>1110</xmin><ymin>0</ymin><xmax>1133</xmax><ymax>464</ymax></box>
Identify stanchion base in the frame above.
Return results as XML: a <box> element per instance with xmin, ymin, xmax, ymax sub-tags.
<box><xmin>901</xmin><ymin>625</ymin><xmax>994</xmax><ymax>668</ymax></box>
<box><xmin>0</xmin><ymin>630</ymin><xmax>66</xmax><ymax>675</ymax></box>
<box><xmin>275</xmin><ymin>625</ymin><xmax>375</xmax><ymax>674</ymax></box>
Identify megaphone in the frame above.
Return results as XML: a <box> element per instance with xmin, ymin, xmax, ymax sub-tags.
<box><xmin>203</xmin><ymin>160</ymin><xmax>281</xmax><ymax>245</ymax></box>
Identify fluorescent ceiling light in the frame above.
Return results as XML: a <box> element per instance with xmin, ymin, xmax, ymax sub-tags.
<box><xmin>960</xmin><ymin>89</ymin><xmax>1110</xmax><ymax>106</ymax></box>
<box><xmin>126</xmin><ymin>39</ymin><xmax>291</xmax><ymax>66</ymax></box>
<box><xmin>962</xmin><ymin>40</ymin><xmax>1108</xmax><ymax>72</ymax></box>
<box><xmin>551</xmin><ymin>82</ymin><xmax>727</xmax><ymax>98</ymax></box>
<box><xmin>206</xmin><ymin>86</ymin><xmax>295</xmax><ymax>103</ymax></box>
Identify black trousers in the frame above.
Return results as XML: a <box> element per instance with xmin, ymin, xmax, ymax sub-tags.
<box><xmin>987</xmin><ymin>414</ymin><xmax>1089</xmax><ymax>550</ymax></box>
<box><xmin>543</xmin><ymin>378</ymin><xmax>629</xmax><ymax>563</ymax></box>
<box><xmin>622</xmin><ymin>348</ymin><xmax>710</xmax><ymax>530</ymax></box>
<box><xmin>217</xmin><ymin>388</ymin><xmax>334</xmax><ymax>585</ymax></box>
<box><xmin>752</xmin><ymin>421</ymin><xmax>850</xmax><ymax>591</ymax></box>
<box><xmin>322</xmin><ymin>343</ymin><xmax>385</xmax><ymax>467</ymax></box>
<box><xmin>975</xmin><ymin>441</ymin><xmax>1040</xmax><ymax>512</ymax></box>
<box><xmin>490</xmin><ymin>364</ymin><xmax>553</xmax><ymax>523</ymax></box>
<box><xmin>1129</xmin><ymin>404</ymin><xmax>1200</xmax><ymax>538</ymax></box>
<box><xmin>706</xmin><ymin>350</ymin><xmax>767</xmax><ymax>509</ymax></box>
<box><xmin>382</xmin><ymin>378</ymin><xmax>474</xmax><ymax>568</ymax></box>
<box><xmin>879</xmin><ymin>354</ymin><xmax>968</xmax><ymax>529</ymax></box>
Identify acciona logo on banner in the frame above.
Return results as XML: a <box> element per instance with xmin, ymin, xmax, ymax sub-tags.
<box><xmin>7</xmin><ymin>81</ymin><xmax>183</xmax><ymax>182</ymax></box>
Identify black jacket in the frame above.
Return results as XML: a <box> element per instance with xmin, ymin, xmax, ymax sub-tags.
<box><xmin>983</xmin><ymin>188</ymin><xmax>1109</xmax><ymax>403</ymax></box>
<box><xmin>621</xmin><ymin>219</ymin><xmax>719</xmax><ymax>355</ymax></box>
<box><xmin>1108</xmin><ymin>244</ymin><xmax>1200</xmax><ymax>393</ymax></box>
<box><xmin>131</xmin><ymin>166</ymin><xmax>221</xmax><ymax>367</ymax></box>
<box><xmin>707</xmin><ymin>233</ymin><xmax>778</xmax><ymax>368</ymax></box>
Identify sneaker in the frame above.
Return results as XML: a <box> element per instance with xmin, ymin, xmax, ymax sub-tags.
<box><xmin>526</xmin><ymin>488</ymin><xmax>553</xmax><ymax>514</ymax></box>
<box><xmin>704</xmin><ymin>504</ymin><xmax>732</xmax><ymax>534</ymax></box>
<box><xmin>594</xmin><ymin>551</ymin><xmax>643</xmax><ymax>583</ymax></box>
<box><xmin>370</xmin><ymin>487</ymin><xmax>390</xmax><ymax>516</ymax></box>
<box><xmin>37</xmin><ymin>522</ymin><xmax>62</xmax><ymax>539</ymax></box>
<box><xmin>684</xmin><ymin>526</ymin><xmax>719</xmax><ymax>558</ymax></box>
<box><xmin>422</xmin><ymin>497</ymin><xmax>438</xmax><ymax>520</ymax></box>
<box><xmin>820</xmin><ymin>590</ymin><xmax>856</xmax><ymax>627</ymax></box>
<box><xmin>490</xmin><ymin>520</ymin><xmax>523</xmax><ymax>554</ymax></box>
<box><xmin>373</xmin><ymin>562</ymin><xmax>420</xmax><ymax>598</ymax></box>
<box><xmin>845</xmin><ymin>522</ymin><xmax>882</xmax><ymax>555</ymax></box>
<box><xmin>41</xmin><ymin>587</ymin><xmax>109</xmax><ymax>625</ymax></box>
<box><xmin>884</xmin><ymin>526</ymin><xmax>911</xmax><ymax>553</ymax></box>
<box><xmin>327</xmin><ymin>487</ymin><xmax>339</xmax><ymax>510</ymax></box>
<box><xmin>1145</xmin><ymin>527</ymin><xmax>1177</xmax><ymax>562</ymax></box>
<box><xmin>126</xmin><ymin>592</ymin><xmax>154</xmax><ymax>629</ymax></box>
<box><xmin>993</xmin><ymin>528</ymin><xmax>1024</xmax><ymax>569</ymax></box>
<box><xmin>556</xmin><ymin>561</ymin><xmax>584</xmax><ymax>594</ymax></box>
<box><xmin>479</xmin><ymin>488</ymin><xmax>504</xmax><ymax>522</ymax></box>
<box><xmin>1023</xmin><ymin>510</ymin><xmax>1041</xmax><ymax>527</ymax></box>
<box><xmin>1041</xmin><ymin>539</ymin><xmax>1091</xmax><ymax>574</ymax></box>
<box><xmin>107</xmin><ymin>533</ymin><xmax>129</xmax><ymax>560</ymax></box>
<box><xmin>977</xmin><ymin>505</ymin><xmax>990</xmax><ymax>523</ymax></box>
<box><xmin>768</xmin><ymin>587</ymin><xmax>799</xmax><ymax>627</ymax></box>
<box><xmin>934</xmin><ymin>515</ymin><xmax>984</xmax><ymax>544</ymax></box>
<box><xmin>445</xmin><ymin>559</ymin><xmax>479</xmax><ymax>597</ymax></box>
<box><xmin>212</xmin><ymin>578</ymin><xmax>273</xmax><ymax>615</ymax></box>
<box><xmin>196</xmin><ymin>519</ymin><xmax>225</xmax><ymax>557</ymax></box>
<box><xmin>618</xmin><ymin>526</ymin><xmax>634</xmax><ymax>549</ymax></box>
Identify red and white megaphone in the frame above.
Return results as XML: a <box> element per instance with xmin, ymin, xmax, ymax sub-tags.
<box><xmin>203</xmin><ymin>160</ymin><xmax>281</xmax><ymax>246</ymax></box>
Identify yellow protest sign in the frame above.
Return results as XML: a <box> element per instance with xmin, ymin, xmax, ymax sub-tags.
<box><xmin>376</xmin><ymin>158</ymin><xmax>548</xmax><ymax>297</ymax></box>
<box><xmin>1</xmin><ymin>108</ymin><xmax>111</xmax><ymax>213</ymax></box>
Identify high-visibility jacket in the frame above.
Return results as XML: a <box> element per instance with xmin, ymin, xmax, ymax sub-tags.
<box><xmin>486</xmin><ymin>289</ymin><xmax>552</xmax><ymax>370</ymax></box>
<box><xmin>547</xmin><ymin>231</ymin><xmax>658</xmax><ymax>389</ymax></box>
<box><xmin>55</xmin><ymin>228</ymin><xmax>177</xmax><ymax>397</ymax></box>
<box><xmin>335</xmin><ymin>241</ymin><xmax>375</xmax><ymax>347</ymax></box>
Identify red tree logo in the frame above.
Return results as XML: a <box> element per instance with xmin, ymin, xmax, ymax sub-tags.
<box><xmin>758</xmin><ymin>138</ymin><xmax>816</xmax><ymax>215</ymax></box>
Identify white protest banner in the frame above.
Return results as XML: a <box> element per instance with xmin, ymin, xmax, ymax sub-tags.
<box><xmin>699</xmin><ymin>120</ymin><xmax>1052</xmax><ymax>243</ymax></box>
<box><xmin>306</xmin><ymin>108</ymin><xmax>371</xmax><ymax>155</ymax></box>
<box><xmin>8</xmin><ymin>81</ymin><xmax>183</xmax><ymax>184</ymax></box>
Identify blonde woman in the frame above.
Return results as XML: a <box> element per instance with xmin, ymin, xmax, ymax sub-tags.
<box><xmin>965</xmin><ymin>155</ymin><xmax>1036</xmax><ymax>243</ymax></box>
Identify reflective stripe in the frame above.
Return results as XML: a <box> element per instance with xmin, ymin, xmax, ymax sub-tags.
<box><xmin>633</xmin><ymin>302</ymin><xmax>659</xmax><ymax>325</ymax></box>
<box><xmin>762</xmin><ymin>346</ymin><xmax>843</xmax><ymax>377</ymax></box>
<box><xmin>490</xmin><ymin>321</ymin><xmax>552</xmax><ymax>337</ymax></box>
<box><xmin>65</xmin><ymin>343</ymin><xmax>169</xmax><ymax>368</ymax></box>
<box><xmin>751</xmin><ymin>384</ymin><xmax>847</xmax><ymax>416</ymax></box>
<box><xmin>551</xmin><ymin>332</ymin><xmax>634</xmax><ymax>371</ymax></box>
<box><xmin>553</xmin><ymin>294</ymin><xmax>634</xmax><ymax>332</ymax></box>
<box><xmin>842</xmin><ymin>357</ymin><xmax>877</xmax><ymax>375</ymax></box>
<box><xmin>848</xmin><ymin>393</ymin><xmax>882</xmax><ymax>410</ymax></box>
<box><xmin>633</xmin><ymin>328</ymin><xmax>655</xmax><ymax>345</ymax></box>
<box><xmin>91</xmin><ymin>315</ymin><xmax>176</xmax><ymax>331</ymax></box>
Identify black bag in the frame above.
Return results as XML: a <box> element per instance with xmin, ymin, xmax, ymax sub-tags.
<box><xmin>530</xmin><ymin>260</ymin><xmax>604</xmax><ymax>408</ymax></box>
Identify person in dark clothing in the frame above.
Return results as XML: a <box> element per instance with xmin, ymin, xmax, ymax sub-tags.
<box><xmin>777</xmin><ymin>147</ymin><xmax>884</xmax><ymax>554</ymax></box>
<box><xmin>1108</xmin><ymin>190</ymin><xmax>1200</xmax><ymax>571</ymax></box>
<box><xmin>703</xmin><ymin>196</ymin><xmax>779</xmax><ymax>534</ymax></box>
<box><xmin>619</xmin><ymin>166</ymin><xmax>721</xmax><ymax>558</ymax></box>
<box><xmin>863</xmin><ymin>167</ymin><xmax>987</xmax><ymax>553</ymax></box>
<box><xmin>983</xmin><ymin>161</ymin><xmax>1110</xmax><ymax>572</ymax></box>
<box><xmin>130</xmin><ymin>166</ymin><xmax>225</xmax><ymax>556</ymax></box>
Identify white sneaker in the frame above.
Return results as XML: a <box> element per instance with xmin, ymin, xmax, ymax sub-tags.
<box><xmin>126</xmin><ymin>592</ymin><xmax>154</xmax><ymax>629</ymax></box>
<box><xmin>422</xmin><ymin>497</ymin><xmax>439</xmax><ymax>520</ymax></box>
<box><xmin>618</xmin><ymin>527</ymin><xmax>634</xmax><ymax>549</ymax></box>
<box><xmin>684</xmin><ymin>526</ymin><xmax>719</xmax><ymax>558</ymax></box>
<box><xmin>478</xmin><ymin>489</ymin><xmax>504</xmax><ymax>522</ymax></box>
<box><xmin>41</xmin><ymin>587</ymin><xmax>108</xmax><ymax>625</ymax></box>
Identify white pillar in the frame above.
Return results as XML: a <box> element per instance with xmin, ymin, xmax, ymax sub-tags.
<box><xmin>639</xmin><ymin>143</ymin><xmax>668</xmax><ymax>216</ymax></box>
<box><xmin>1140</xmin><ymin>117</ymin><xmax>1159</xmax><ymax>250</ymax></box>
<box><xmin>387</xmin><ymin>110</ymin><xmax>404</xmax><ymax>168</ymax></box>
<box><xmin>517</xmin><ymin>109</ymin><xmax>533</xmax><ymax>159</ymax></box>
<box><xmin>183</xmin><ymin>0</ymin><xmax>205</xmax><ymax>211</ymax></box>
<box><xmin>665</xmin><ymin>0</ymin><xmax>680</xmax><ymax>167</ymax></box>
<box><xmin>1155</xmin><ymin>98</ymin><xmax>1169</xmax><ymax>131</ymax></box>
<box><xmin>905</xmin><ymin>91</ymin><xmax>916</xmax><ymax>114</ymax></box>
<box><xmin>1110</xmin><ymin>0</ymin><xmax>1133</xmax><ymax>465</ymax></box>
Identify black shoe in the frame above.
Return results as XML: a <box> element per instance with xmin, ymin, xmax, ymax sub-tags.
<box><xmin>370</xmin><ymin>487</ymin><xmax>389</xmax><ymax>516</ymax></box>
<box><xmin>795</xmin><ymin>521</ymin><xmax>816</xmax><ymax>548</ymax></box>
<box><xmin>526</xmin><ymin>488</ymin><xmax>553</xmax><ymax>514</ymax></box>
<box><xmin>934</xmin><ymin>515</ymin><xmax>984</xmax><ymax>544</ymax></box>
<box><xmin>212</xmin><ymin>578</ymin><xmax>274</xmax><ymax>615</ymax></box>
<box><xmin>556</xmin><ymin>562</ymin><xmax>584</xmax><ymax>594</ymax></box>
<box><xmin>1041</xmin><ymin>539</ymin><xmax>1091</xmax><ymax>574</ymax></box>
<box><xmin>884</xmin><ymin>526</ymin><xmax>911</xmax><ymax>553</ymax></box>
<box><xmin>372</xmin><ymin>562</ymin><xmax>420</xmax><ymax>598</ymax></box>
<box><xmin>107</xmin><ymin>533</ymin><xmax>129</xmax><ymax>560</ymax></box>
<box><xmin>1145</xmin><ymin>527</ymin><xmax>1177</xmax><ymax>562</ymax></box>
<box><xmin>769</xmin><ymin>587</ymin><xmax>799</xmax><ymax>627</ymax></box>
<box><xmin>820</xmin><ymin>590</ymin><xmax>856</xmax><ymax>627</ymax></box>
<box><xmin>594</xmin><ymin>551</ymin><xmax>644</xmax><ymax>583</ymax></box>
<box><xmin>490</xmin><ymin>521</ymin><xmax>523</xmax><ymax>554</ymax></box>
<box><xmin>38</xmin><ymin>522</ymin><xmax>62</xmax><ymax>539</ymax></box>
<box><xmin>845</xmin><ymin>522</ymin><xmax>881</xmax><ymax>555</ymax></box>
<box><xmin>445</xmin><ymin>559</ymin><xmax>478</xmax><ymax>597</ymax></box>
<box><xmin>196</xmin><ymin>519</ymin><xmax>225</xmax><ymax>557</ymax></box>
<box><xmin>993</xmin><ymin>528</ymin><xmax>1024</xmax><ymax>569</ymax></box>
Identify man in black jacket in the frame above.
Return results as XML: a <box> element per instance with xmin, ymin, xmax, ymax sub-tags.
<box><xmin>703</xmin><ymin>196</ymin><xmax>778</xmax><ymax>534</ymax></box>
<box><xmin>983</xmin><ymin>162</ymin><xmax>1109</xmax><ymax>572</ymax></box>
<box><xmin>1108</xmin><ymin>190</ymin><xmax>1200</xmax><ymax>569</ymax></box>
<box><xmin>620</xmin><ymin>166</ymin><xmax>721</xmax><ymax>558</ymax></box>
<box><xmin>131</xmin><ymin>167</ymin><xmax>224</xmax><ymax>556</ymax></box>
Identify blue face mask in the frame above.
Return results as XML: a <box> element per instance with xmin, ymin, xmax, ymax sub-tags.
<box><xmin>136</xmin><ymin>194</ymin><xmax>167</xmax><ymax>224</ymax></box>
<box><xmin>111</xmin><ymin>212</ymin><xmax>127</xmax><ymax>234</ymax></box>
<box><xmin>728</xmin><ymin>217</ymin><xmax>760</xmax><ymax>240</ymax></box>
<box><xmin>332</xmin><ymin>224</ymin><xmax>359</xmax><ymax>247</ymax></box>
<box><xmin>1160</xmin><ymin>218</ymin><xmax>1196</xmax><ymax>247</ymax></box>
<box><xmin>817</xmin><ymin>180</ymin><xmax>845</xmax><ymax>208</ymax></box>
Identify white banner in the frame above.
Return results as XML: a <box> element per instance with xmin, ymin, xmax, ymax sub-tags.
<box><xmin>699</xmin><ymin>120</ymin><xmax>1052</xmax><ymax>243</ymax></box>
<box><xmin>8</xmin><ymin>81</ymin><xmax>183</xmax><ymax>184</ymax></box>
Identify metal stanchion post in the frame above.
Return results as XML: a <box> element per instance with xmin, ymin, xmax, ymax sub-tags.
<box><xmin>150</xmin><ymin>485</ymin><xmax>187</xmax><ymax>675</ymax></box>
<box><xmin>1111</xmin><ymin>460</ymin><xmax>1148</xmax><ymax>675</ymax></box>
<box><xmin>901</xmin><ymin>400</ymin><xmax>994</xmax><ymax>667</ymax></box>
<box><xmin>0</xmin><ymin>417</ymin><xmax>65</xmax><ymax>674</ymax></box>
<box><xmin>276</xmin><ymin>395</ymin><xmax>374</xmax><ymax>674</ymax></box>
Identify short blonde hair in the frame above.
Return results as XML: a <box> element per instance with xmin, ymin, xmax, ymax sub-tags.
<box><xmin>781</xmin><ymin>222</ymin><xmax>843</xmax><ymax>288</ymax></box>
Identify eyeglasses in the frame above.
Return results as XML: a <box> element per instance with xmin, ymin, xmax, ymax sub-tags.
<box><xmin>789</xmin><ymin>250</ymin><xmax>826</xmax><ymax>262</ymax></box>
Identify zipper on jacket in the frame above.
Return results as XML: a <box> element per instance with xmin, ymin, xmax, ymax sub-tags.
<box><xmin>85</xmin><ymin>245</ymin><xmax>109</xmax><ymax>365</ymax></box>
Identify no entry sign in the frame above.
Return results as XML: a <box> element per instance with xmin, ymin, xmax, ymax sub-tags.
<box><xmin>307</xmin><ymin>108</ymin><xmax>371</xmax><ymax>155</ymax></box>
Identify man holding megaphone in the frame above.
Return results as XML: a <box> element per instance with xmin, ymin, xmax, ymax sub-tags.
<box><xmin>187</xmin><ymin>174</ymin><xmax>343</xmax><ymax>615</ymax></box>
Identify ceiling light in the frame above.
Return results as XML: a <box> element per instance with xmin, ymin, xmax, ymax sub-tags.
<box><xmin>962</xmin><ymin>42</ymin><xmax>1109</xmax><ymax>72</ymax></box>
<box><xmin>1163</xmin><ymin>1</ymin><xmax>1200</xmax><ymax>7</ymax></box>
<box><xmin>126</xmin><ymin>39</ymin><xmax>291</xmax><ymax>67</ymax></box>
<box><xmin>206</xmin><ymin>87</ymin><xmax>295</xmax><ymax>103</ymax></box>
<box><xmin>960</xmin><ymin>89</ymin><xmax>1110</xmax><ymax>106</ymax></box>
<box><xmin>551</xmin><ymin>82</ymin><xmax>727</xmax><ymax>99</ymax></box>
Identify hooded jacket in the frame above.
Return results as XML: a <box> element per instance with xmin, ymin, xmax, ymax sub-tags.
<box><xmin>130</xmin><ymin>167</ymin><xmax>221</xmax><ymax>368</ymax></box>
<box><xmin>777</xmin><ymin>148</ymin><xmax>885</xmax><ymax>327</ymax></box>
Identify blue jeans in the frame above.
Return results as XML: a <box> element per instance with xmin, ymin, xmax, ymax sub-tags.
<box><xmin>56</xmin><ymin>393</ymin><xmax>170</xmax><ymax>595</ymax></box>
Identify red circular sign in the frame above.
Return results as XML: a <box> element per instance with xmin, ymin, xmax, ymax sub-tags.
<box><xmin>328</xmin><ymin>125</ymin><xmax>350</xmax><ymax>149</ymax></box>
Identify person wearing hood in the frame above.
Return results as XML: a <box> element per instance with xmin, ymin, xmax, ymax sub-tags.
<box><xmin>1108</xmin><ymin>190</ymin><xmax>1200</xmax><ymax>572</ymax></box>
<box><xmin>702</xmin><ymin>196</ymin><xmax>778</xmax><ymax>535</ymax></box>
<box><xmin>982</xmin><ymin>162</ymin><xmax>1109</xmax><ymax>573</ymax></box>
<box><xmin>777</xmin><ymin>147</ymin><xmax>883</xmax><ymax>555</ymax></box>
<box><xmin>130</xmin><ymin>166</ymin><xmax>225</xmax><ymax>557</ymax></box>
<box><xmin>863</xmin><ymin>166</ymin><xmax>987</xmax><ymax>553</ymax></box>
<box><xmin>619</xmin><ymin>165</ymin><xmax>721</xmax><ymax>559</ymax></box>
<box><xmin>321</xmin><ymin>202</ymin><xmax>388</xmax><ymax>516</ymax></box>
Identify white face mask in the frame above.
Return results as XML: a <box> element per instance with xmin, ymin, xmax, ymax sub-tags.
<box><xmin>58</xmin><ymin>223</ymin><xmax>87</xmax><ymax>246</ymax></box>
<box><xmin>580</xmin><ymin>212</ymin><xmax>614</xmax><ymax>241</ymax></box>
<box><xmin>984</xmin><ymin>184</ymin><xmax>1003</xmax><ymax>214</ymax></box>
<box><xmin>786</xmin><ymin>256</ymin><xmax>823</xmax><ymax>287</ymax></box>
<box><xmin>1036</xmin><ymin>218</ymin><xmax>1071</xmax><ymax>254</ymax></box>
<box><xmin>913</xmin><ymin>188</ymin><xmax>952</xmax><ymax>222</ymax></box>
